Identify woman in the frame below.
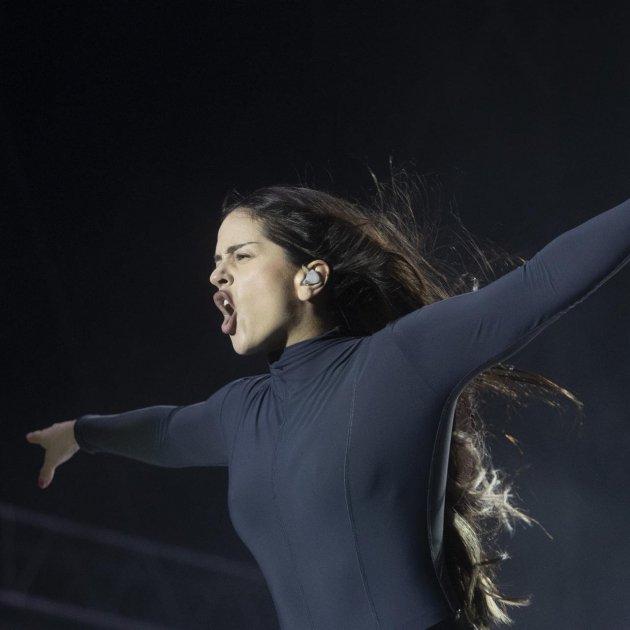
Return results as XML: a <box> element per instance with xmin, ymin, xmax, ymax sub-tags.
<box><xmin>27</xmin><ymin>182</ymin><xmax>630</xmax><ymax>630</ymax></box>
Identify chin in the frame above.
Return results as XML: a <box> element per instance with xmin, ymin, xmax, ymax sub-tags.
<box><xmin>230</xmin><ymin>329</ymin><xmax>285</xmax><ymax>357</ymax></box>
<box><xmin>229</xmin><ymin>334</ymin><xmax>262</xmax><ymax>356</ymax></box>
<box><xmin>229</xmin><ymin>338</ymin><xmax>253</xmax><ymax>356</ymax></box>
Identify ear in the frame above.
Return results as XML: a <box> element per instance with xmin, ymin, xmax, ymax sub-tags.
<box><xmin>294</xmin><ymin>260</ymin><xmax>331</xmax><ymax>302</ymax></box>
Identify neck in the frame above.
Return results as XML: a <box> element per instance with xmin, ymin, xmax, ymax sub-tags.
<box><xmin>285</xmin><ymin>317</ymin><xmax>339</xmax><ymax>347</ymax></box>
<box><xmin>266</xmin><ymin>314</ymin><xmax>341</xmax><ymax>363</ymax></box>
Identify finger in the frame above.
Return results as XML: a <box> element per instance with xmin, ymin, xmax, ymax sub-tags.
<box><xmin>26</xmin><ymin>431</ymin><xmax>42</xmax><ymax>443</ymax></box>
<box><xmin>39</xmin><ymin>464</ymin><xmax>55</xmax><ymax>489</ymax></box>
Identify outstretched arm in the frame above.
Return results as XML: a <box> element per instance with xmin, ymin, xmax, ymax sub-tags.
<box><xmin>74</xmin><ymin>399</ymin><xmax>230</xmax><ymax>467</ymax></box>
<box><xmin>26</xmin><ymin>380</ymin><xmax>241</xmax><ymax>488</ymax></box>
<box><xmin>390</xmin><ymin>197</ymin><xmax>630</xmax><ymax>395</ymax></box>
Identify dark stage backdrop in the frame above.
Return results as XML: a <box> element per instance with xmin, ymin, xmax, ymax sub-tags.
<box><xmin>2</xmin><ymin>2</ymin><xmax>629</xmax><ymax>629</ymax></box>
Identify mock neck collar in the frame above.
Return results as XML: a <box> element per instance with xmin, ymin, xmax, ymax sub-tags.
<box><xmin>267</xmin><ymin>326</ymin><xmax>352</xmax><ymax>380</ymax></box>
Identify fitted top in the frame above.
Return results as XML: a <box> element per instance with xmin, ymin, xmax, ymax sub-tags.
<box><xmin>76</xmin><ymin>198</ymin><xmax>630</xmax><ymax>630</ymax></box>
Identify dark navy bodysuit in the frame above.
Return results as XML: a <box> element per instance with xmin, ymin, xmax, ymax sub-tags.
<box><xmin>75</xmin><ymin>199</ymin><xmax>630</xmax><ymax>630</ymax></box>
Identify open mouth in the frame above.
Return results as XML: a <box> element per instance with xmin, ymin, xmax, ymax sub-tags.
<box><xmin>213</xmin><ymin>291</ymin><xmax>237</xmax><ymax>335</ymax></box>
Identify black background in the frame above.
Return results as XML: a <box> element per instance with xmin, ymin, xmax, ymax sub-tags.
<box><xmin>3</xmin><ymin>1</ymin><xmax>630</xmax><ymax>628</ymax></box>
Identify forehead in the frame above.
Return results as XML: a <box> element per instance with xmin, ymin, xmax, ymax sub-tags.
<box><xmin>214</xmin><ymin>209</ymin><xmax>293</xmax><ymax>267</ymax></box>
<box><xmin>216</xmin><ymin>209</ymin><xmax>262</xmax><ymax>244</ymax></box>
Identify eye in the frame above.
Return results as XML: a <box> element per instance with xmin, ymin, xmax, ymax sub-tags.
<box><xmin>236</xmin><ymin>253</ymin><xmax>251</xmax><ymax>260</ymax></box>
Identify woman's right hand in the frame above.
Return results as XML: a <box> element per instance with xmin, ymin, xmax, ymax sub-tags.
<box><xmin>26</xmin><ymin>420</ymin><xmax>80</xmax><ymax>489</ymax></box>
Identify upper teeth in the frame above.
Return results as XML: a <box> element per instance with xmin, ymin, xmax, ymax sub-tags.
<box><xmin>223</xmin><ymin>299</ymin><xmax>230</xmax><ymax>307</ymax></box>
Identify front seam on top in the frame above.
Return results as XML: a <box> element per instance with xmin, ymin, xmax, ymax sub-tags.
<box><xmin>271</xmin><ymin>393</ymin><xmax>316</xmax><ymax>630</ymax></box>
<box><xmin>344</xmin><ymin>372</ymin><xmax>382</xmax><ymax>629</ymax></box>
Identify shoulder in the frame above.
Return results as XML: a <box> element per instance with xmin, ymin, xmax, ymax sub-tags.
<box><xmin>206</xmin><ymin>374</ymin><xmax>270</xmax><ymax>408</ymax></box>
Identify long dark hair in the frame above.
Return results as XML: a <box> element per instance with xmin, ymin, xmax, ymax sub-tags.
<box><xmin>221</xmin><ymin>172</ymin><xmax>581</xmax><ymax>629</ymax></box>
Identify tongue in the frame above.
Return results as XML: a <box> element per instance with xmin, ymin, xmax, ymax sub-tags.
<box><xmin>221</xmin><ymin>311</ymin><xmax>237</xmax><ymax>335</ymax></box>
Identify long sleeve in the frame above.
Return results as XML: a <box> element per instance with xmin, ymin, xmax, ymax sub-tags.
<box><xmin>390</xmin><ymin>197</ymin><xmax>630</xmax><ymax>396</ymax></box>
<box><xmin>74</xmin><ymin>380</ymin><xmax>240</xmax><ymax>467</ymax></box>
<box><xmin>384</xmin><ymin>197</ymin><xmax>630</xmax><ymax>610</ymax></box>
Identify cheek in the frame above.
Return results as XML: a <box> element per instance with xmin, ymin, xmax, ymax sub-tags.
<box><xmin>258</xmin><ymin>286</ymin><xmax>296</xmax><ymax>323</ymax></box>
<box><xmin>274</xmin><ymin>274</ymin><xmax>301</xmax><ymax>317</ymax></box>
<box><xmin>242</xmin><ymin>269</ymin><xmax>296</xmax><ymax>323</ymax></box>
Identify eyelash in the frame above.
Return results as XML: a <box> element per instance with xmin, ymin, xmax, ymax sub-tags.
<box><xmin>214</xmin><ymin>253</ymin><xmax>250</xmax><ymax>268</ymax></box>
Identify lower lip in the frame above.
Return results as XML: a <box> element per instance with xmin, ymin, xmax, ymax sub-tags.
<box><xmin>221</xmin><ymin>312</ymin><xmax>237</xmax><ymax>335</ymax></box>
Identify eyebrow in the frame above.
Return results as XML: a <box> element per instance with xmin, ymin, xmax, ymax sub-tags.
<box><xmin>213</xmin><ymin>241</ymin><xmax>259</xmax><ymax>263</ymax></box>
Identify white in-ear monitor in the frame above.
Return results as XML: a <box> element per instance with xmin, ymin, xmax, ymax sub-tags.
<box><xmin>301</xmin><ymin>265</ymin><xmax>321</xmax><ymax>286</ymax></box>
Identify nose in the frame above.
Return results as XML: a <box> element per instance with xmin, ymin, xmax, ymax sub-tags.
<box><xmin>209</xmin><ymin>263</ymin><xmax>233</xmax><ymax>288</ymax></box>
